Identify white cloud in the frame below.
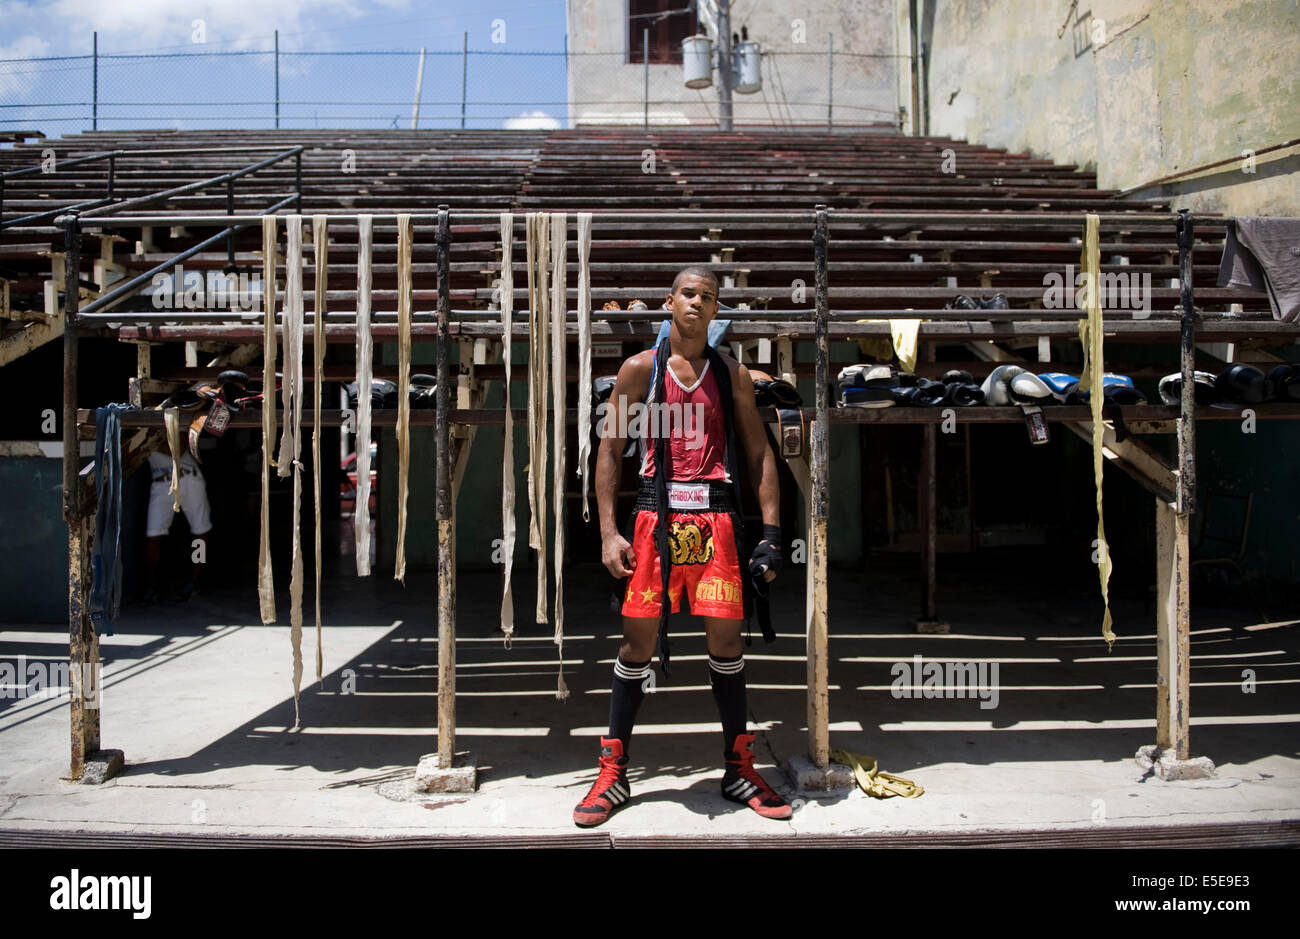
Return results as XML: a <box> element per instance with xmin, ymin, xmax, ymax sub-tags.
<box><xmin>505</xmin><ymin>109</ymin><xmax>559</xmax><ymax>129</ymax></box>
<box><xmin>2</xmin><ymin>0</ymin><xmax>412</xmax><ymax>54</ymax></box>
<box><xmin>0</xmin><ymin>34</ymin><xmax>54</xmax><ymax>98</ymax></box>
<box><xmin>0</xmin><ymin>34</ymin><xmax>52</xmax><ymax>60</ymax></box>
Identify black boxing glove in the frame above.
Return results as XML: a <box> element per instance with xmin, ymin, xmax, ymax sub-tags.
<box><xmin>749</xmin><ymin>524</ymin><xmax>782</xmax><ymax>580</ymax></box>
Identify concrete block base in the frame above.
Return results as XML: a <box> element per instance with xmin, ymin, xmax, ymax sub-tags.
<box><xmin>914</xmin><ymin>619</ymin><xmax>950</xmax><ymax>634</ymax></box>
<box><xmin>77</xmin><ymin>749</ymin><xmax>124</xmax><ymax>785</ymax></box>
<box><xmin>787</xmin><ymin>754</ymin><xmax>855</xmax><ymax>792</ymax></box>
<box><xmin>414</xmin><ymin>751</ymin><xmax>478</xmax><ymax>793</ymax></box>
<box><xmin>1135</xmin><ymin>745</ymin><xmax>1217</xmax><ymax>781</ymax></box>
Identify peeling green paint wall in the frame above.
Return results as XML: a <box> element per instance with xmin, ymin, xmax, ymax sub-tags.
<box><xmin>928</xmin><ymin>0</ymin><xmax>1300</xmax><ymax>215</ymax></box>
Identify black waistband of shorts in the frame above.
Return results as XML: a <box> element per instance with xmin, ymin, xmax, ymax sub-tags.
<box><xmin>635</xmin><ymin>478</ymin><xmax>736</xmax><ymax>512</ymax></box>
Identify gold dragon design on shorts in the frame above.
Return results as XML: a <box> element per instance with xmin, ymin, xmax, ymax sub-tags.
<box><xmin>668</xmin><ymin>518</ymin><xmax>715</xmax><ymax>565</ymax></box>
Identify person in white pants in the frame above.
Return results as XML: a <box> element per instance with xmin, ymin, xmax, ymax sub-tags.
<box><xmin>144</xmin><ymin>449</ymin><xmax>212</xmax><ymax>603</ymax></box>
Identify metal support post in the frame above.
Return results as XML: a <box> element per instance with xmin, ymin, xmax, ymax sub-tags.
<box><xmin>225</xmin><ymin>176</ymin><xmax>236</xmax><ymax>270</ymax></box>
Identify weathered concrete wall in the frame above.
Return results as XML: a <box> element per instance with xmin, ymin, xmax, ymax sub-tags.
<box><xmin>927</xmin><ymin>0</ymin><xmax>1300</xmax><ymax>214</ymax></box>
<box><xmin>566</xmin><ymin>0</ymin><xmax>901</xmax><ymax>128</ymax></box>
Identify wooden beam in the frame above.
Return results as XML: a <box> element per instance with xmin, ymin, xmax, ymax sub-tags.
<box><xmin>1062</xmin><ymin>421</ymin><xmax>1177</xmax><ymax>504</ymax></box>
<box><xmin>1154</xmin><ymin>499</ymin><xmax>1190</xmax><ymax>758</ymax></box>
<box><xmin>968</xmin><ymin>340</ymin><xmax>1180</xmax><ymax>501</ymax></box>
<box><xmin>0</xmin><ymin>316</ymin><xmax>63</xmax><ymax>366</ymax></box>
<box><xmin>66</xmin><ymin>512</ymin><xmax>100</xmax><ymax>780</ymax></box>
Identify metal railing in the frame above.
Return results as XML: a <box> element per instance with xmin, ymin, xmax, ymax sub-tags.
<box><xmin>1</xmin><ymin>145</ymin><xmax>303</xmax><ymax>229</ymax></box>
<box><xmin>64</xmin><ymin>207</ymin><xmax>1234</xmax><ymax>326</ymax></box>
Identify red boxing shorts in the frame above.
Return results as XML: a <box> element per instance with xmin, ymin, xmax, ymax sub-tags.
<box><xmin>621</xmin><ymin>508</ymin><xmax>745</xmax><ymax>619</ymax></box>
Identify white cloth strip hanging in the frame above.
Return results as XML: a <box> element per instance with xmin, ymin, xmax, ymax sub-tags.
<box><xmin>354</xmin><ymin>215</ymin><xmax>374</xmax><ymax>578</ymax></box>
<box><xmin>311</xmin><ymin>214</ymin><xmax>328</xmax><ymax>685</ymax></box>
<box><xmin>395</xmin><ymin>213</ymin><xmax>413</xmax><ymax>584</ymax></box>
<box><xmin>258</xmin><ymin>215</ymin><xmax>278</xmax><ymax>625</ymax></box>
<box><xmin>498</xmin><ymin>211</ymin><xmax>516</xmax><ymax>645</ymax></box>
<box><xmin>526</xmin><ymin>212</ymin><xmax>551</xmax><ymax>625</ymax></box>
<box><xmin>164</xmin><ymin>407</ymin><xmax>182</xmax><ymax>512</ymax></box>
<box><xmin>550</xmin><ymin>212</ymin><xmax>570</xmax><ymax>700</ymax></box>
<box><xmin>276</xmin><ymin>216</ymin><xmax>304</xmax><ymax>478</ymax></box>
<box><xmin>282</xmin><ymin>215</ymin><xmax>306</xmax><ymax>728</ymax></box>
<box><xmin>576</xmin><ymin>212</ymin><xmax>593</xmax><ymax>523</ymax></box>
<box><xmin>1077</xmin><ymin>213</ymin><xmax>1116</xmax><ymax>648</ymax></box>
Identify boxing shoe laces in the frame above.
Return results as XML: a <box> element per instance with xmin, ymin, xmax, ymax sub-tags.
<box><xmin>722</xmin><ymin>733</ymin><xmax>793</xmax><ymax>820</ymax></box>
<box><xmin>573</xmin><ymin>737</ymin><xmax>632</xmax><ymax>828</ymax></box>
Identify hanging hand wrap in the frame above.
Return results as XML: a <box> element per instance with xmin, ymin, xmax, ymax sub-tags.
<box><xmin>280</xmin><ymin>215</ymin><xmax>306</xmax><ymax>728</ymax></box>
<box><xmin>549</xmin><ymin>212</ymin><xmax>569</xmax><ymax>699</ymax></box>
<box><xmin>311</xmin><ymin>214</ymin><xmax>328</xmax><ymax>685</ymax></box>
<box><xmin>498</xmin><ymin>212</ymin><xmax>517</xmax><ymax>645</ymax></box>
<box><xmin>354</xmin><ymin>215</ymin><xmax>374</xmax><ymax>578</ymax></box>
<box><xmin>258</xmin><ymin>215</ymin><xmax>278</xmax><ymax>624</ymax></box>
<box><xmin>394</xmin><ymin>213</ymin><xmax>414</xmax><ymax>583</ymax></box>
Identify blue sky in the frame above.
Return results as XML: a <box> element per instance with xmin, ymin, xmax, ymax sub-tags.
<box><xmin>0</xmin><ymin>0</ymin><xmax>573</xmax><ymax>136</ymax></box>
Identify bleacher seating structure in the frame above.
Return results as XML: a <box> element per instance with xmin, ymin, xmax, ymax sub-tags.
<box><xmin>2</xmin><ymin>128</ymin><xmax>1294</xmax><ymax>781</ymax></box>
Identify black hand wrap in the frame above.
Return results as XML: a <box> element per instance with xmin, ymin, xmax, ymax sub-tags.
<box><xmin>749</xmin><ymin>525</ymin><xmax>782</xmax><ymax>581</ymax></box>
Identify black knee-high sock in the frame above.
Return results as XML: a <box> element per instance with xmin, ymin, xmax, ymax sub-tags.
<box><xmin>708</xmin><ymin>653</ymin><xmax>747</xmax><ymax>751</ymax></box>
<box><xmin>608</xmin><ymin>656</ymin><xmax>651</xmax><ymax>754</ymax></box>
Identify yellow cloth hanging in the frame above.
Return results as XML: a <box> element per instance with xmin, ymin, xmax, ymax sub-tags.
<box><xmin>855</xmin><ymin>318</ymin><xmax>921</xmax><ymax>372</ymax></box>
<box><xmin>1076</xmin><ymin>213</ymin><xmax>1116</xmax><ymax>649</ymax></box>
<box><xmin>889</xmin><ymin>319</ymin><xmax>921</xmax><ymax>374</ymax></box>
<box><xmin>830</xmin><ymin>748</ymin><xmax>925</xmax><ymax>799</ymax></box>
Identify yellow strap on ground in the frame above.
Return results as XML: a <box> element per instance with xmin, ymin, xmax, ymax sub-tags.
<box><xmin>830</xmin><ymin>748</ymin><xmax>925</xmax><ymax>799</ymax></box>
<box><xmin>1076</xmin><ymin>213</ymin><xmax>1116</xmax><ymax>648</ymax></box>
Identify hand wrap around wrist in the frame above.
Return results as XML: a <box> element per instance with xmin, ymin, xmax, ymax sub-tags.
<box><xmin>749</xmin><ymin>525</ymin><xmax>782</xmax><ymax>580</ymax></box>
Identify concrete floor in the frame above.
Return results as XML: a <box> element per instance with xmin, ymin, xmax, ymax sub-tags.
<box><xmin>2</xmin><ymin>556</ymin><xmax>1298</xmax><ymax>845</ymax></box>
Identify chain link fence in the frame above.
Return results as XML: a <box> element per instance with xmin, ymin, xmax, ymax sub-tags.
<box><xmin>1</xmin><ymin>43</ymin><xmax>902</xmax><ymax>136</ymax></box>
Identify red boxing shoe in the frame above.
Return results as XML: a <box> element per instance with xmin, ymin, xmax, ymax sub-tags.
<box><xmin>722</xmin><ymin>733</ymin><xmax>794</xmax><ymax>820</ymax></box>
<box><xmin>573</xmin><ymin>737</ymin><xmax>632</xmax><ymax>828</ymax></box>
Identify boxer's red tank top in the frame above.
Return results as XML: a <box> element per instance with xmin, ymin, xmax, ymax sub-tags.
<box><xmin>638</xmin><ymin>357</ymin><xmax>731</xmax><ymax>482</ymax></box>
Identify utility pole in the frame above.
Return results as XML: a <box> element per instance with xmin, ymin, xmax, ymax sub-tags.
<box><xmin>411</xmin><ymin>47</ymin><xmax>426</xmax><ymax>129</ymax></box>
<box><xmin>717</xmin><ymin>0</ymin><xmax>733</xmax><ymax>131</ymax></box>
<box><xmin>460</xmin><ymin>32</ymin><xmax>469</xmax><ymax>129</ymax></box>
